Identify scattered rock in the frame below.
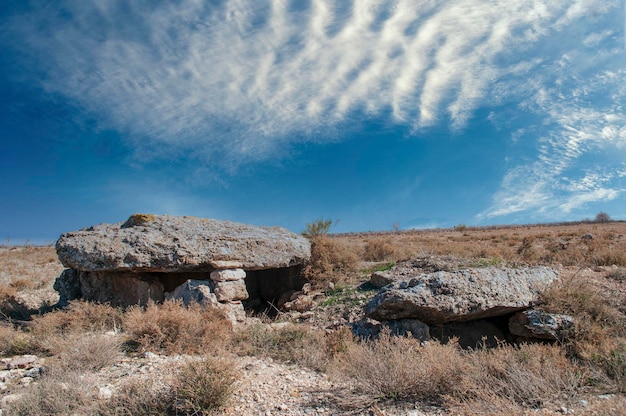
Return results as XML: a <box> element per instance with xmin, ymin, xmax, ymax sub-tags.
<box><xmin>365</xmin><ymin>266</ymin><xmax>558</xmax><ymax>324</ymax></box>
<box><xmin>509</xmin><ymin>309</ymin><xmax>574</xmax><ymax>341</ymax></box>
<box><xmin>165</xmin><ymin>279</ymin><xmax>219</xmax><ymax>307</ymax></box>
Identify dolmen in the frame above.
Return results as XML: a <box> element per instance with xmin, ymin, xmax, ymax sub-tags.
<box><xmin>54</xmin><ymin>214</ymin><xmax>311</xmax><ymax>323</ymax></box>
<box><xmin>363</xmin><ymin>259</ymin><xmax>569</xmax><ymax>347</ymax></box>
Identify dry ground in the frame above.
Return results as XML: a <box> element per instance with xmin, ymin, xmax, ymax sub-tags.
<box><xmin>0</xmin><ymin>222</ymin><xmax>625</xmax><ymax>415</ymax></box>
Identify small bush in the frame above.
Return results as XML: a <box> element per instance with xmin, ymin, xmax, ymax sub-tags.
<box><xmin>0</xmin><ymin>323</ymin><xmax>35</xmax><ymax>356</ymax></box>
<box><xmin>174</xmin><ymin>356</ymin><xmax>239</xmax><ymax>414</ymax></box>
<box><xmin>465</xmin><ymin>343</ymin><xmax>584</xmax><ymax>408</ymax></box>
<box><xmin>302</xmin><ymin>236</ymin><xmax>359</xmax><ymax>284</ymax></box>
<box><xmin>123</xmin><ymin>300</ymin><xmax>232</xmax><ymax>355</ymax></box>
<box><xmin>100</xmin><ymin>377</ymin><xmax>174</xmax><ymax>416</ymax></box>
<box><xmin>50</xmin><ymin>333</ymin><xmax>122</xmax><ymax>372</ymax></box>
<box><xmin>331</xmin><ymin>331</ymin><xmax>467</xmax><ymax>404</ymax></box>
<box><xmin>5</xmin><ymin>368</ymin><xmax>97</xmax><ymax>416</ymax></box>
<box><xmin>362</xmin><ymin>238</ymin><xmax>396</xmax><ymax>262</ymax></box>
<box><xmin>31</xmin><ymin>301</ymin><xmax>123</xmax><ymax>337</ymax></box>
<box><xmin>303</xmin><ymin>219</ymin><xmax>334</xmax><ymax>237</ymax></box>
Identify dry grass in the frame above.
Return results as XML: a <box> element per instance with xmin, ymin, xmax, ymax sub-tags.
<box><xmin>49</xmin><ymin>332</ymin><xmax>122</xmax><ymax>372</ymax></box>
<box><xmin>174</xmin><ymin>356</ymin><xmax>239</xmax><ymax>414</ymax></box>
<box><xmin>0</xmin><ymin>246</ymin><xmax>62</xmax><ymax>289</ymax></box>
<box><xmin>334</xmin><ymin>222</ymin><xmax>626</xmax><ymax>267</ymax></box>
<box><xmin>331</xmin><ymin>331</ymin><xmax>468</xmax><ymax>405</ymax></box>
<box><xmin>4</xmin><ymin>367</ymin><xmax>99</xmax><ymax>416</ymax></box>
<box><xmin>123</xmin><ymin>299</ymin><xmax>232</xmax><ymax>355</ymax></box>
<box><xmin>302</xmin><ymin>235</ymin><xmax>360</xmax><ymax>285</ymax></box>
<box><xmin>234</xmin><ymin>323</ymin><xmax>331</xmax><ymax>371</ymax></box>
<box><xmin>100</xmin><ymin>377</ymin><xmax>173</xmax><ymax>416</ymax></box>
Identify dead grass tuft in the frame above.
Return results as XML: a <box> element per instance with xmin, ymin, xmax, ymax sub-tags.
<box><xmin>123</xmin><ymin>299</ymin><xmax>232</xmax><ymax>355</ymax></box>
<box><xmin>99</xmin><ymin>377</ymin><xmax>174</xmax><ymax>416</ymax></box>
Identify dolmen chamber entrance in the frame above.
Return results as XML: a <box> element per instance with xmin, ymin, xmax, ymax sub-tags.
<box><xmin>54</xmin><ymin>214</ymin><xmax>311</xmax><ymax>323</ymax></box>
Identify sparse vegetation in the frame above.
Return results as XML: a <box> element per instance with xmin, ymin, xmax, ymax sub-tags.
<box><xmin>1</xmin><ymin>221</ymin><xmax>626</xmax><ymax>415</ymax></box>
<box><xmin>302</xmin><ymin>218</ymin><xmax>334</xmax><ymax>237</ymax></box>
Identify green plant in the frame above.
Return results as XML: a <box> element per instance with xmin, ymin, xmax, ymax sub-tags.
<box><xmin>303</xmin><ymin>219</ymin><xmax>334</xmax><ymax>237</ymax></box>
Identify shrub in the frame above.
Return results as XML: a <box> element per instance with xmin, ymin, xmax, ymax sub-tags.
<box><xmin>174</xmin><ymin>356</ymin><xmax>239</xmax><ymax>414</ymax></box>
<box><xmin>50</xmin><ymin>333</ymin><xmax>122</xmax><ymax>372</ymax></box>
<box><xmin>465</xmin><ymin>343</ymin><xmax>584</xmax><ymax>408</ymax></box>
<box><xmin>331</xmin><ymin>330</ymin><xmax>467</xmax><ymax>404</ymax></box>
<box><xmin>362</xmin><ymin>238</ymin><xmax>396</xmax><ymax>262</ymax></box>
<box><xmin>595</xmin><ymin>211</ymin><xmax>612</xmax><ymax>223</ymax></box>
<box><xmin>100</xmin><ymin>377</ymin><xmax>174</xmax><ymax>416</ymax></box>
<box><xmin>303</xmin><ymin>219</ymin><xmax>334</xmax><ymax>237</ymax></box>
<box><xmin>31</xmin><ymin>301</ymin><xmax>123</xmax><ymax>336</ymax></box>
<box><xmin>302</xmin><ymin>236</ymin><xmax>359</xmax><ymax>284</ymax></box>
<box><xmin>5</xmin><ymin>368</ymin><xmax>97</xmax><ymax>416</ymax></box>
<box><xmin>123</xmin><ymin>300</ymin><xmax>232</xmax><ymax>355</ymax></box>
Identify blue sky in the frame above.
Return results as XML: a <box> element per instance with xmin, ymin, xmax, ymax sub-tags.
<box><xmin>1</xmin><ymin>0</ymin><xmax>625</xmax><ymax>243</ymax></box>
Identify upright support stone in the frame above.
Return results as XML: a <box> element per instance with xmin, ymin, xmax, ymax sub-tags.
<box><xmin>210</xmin><ymin>268</ymin><xmax>249</xmax><ymax>302</ymax></box>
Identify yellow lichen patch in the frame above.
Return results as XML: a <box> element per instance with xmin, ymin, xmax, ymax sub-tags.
<box><xmin>123</xmin><ymin>213</ymin><xmax>157</xmax><ymax>228</ymax></box>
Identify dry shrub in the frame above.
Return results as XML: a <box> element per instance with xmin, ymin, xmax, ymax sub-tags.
<box><xmin>331</xmin><ymin>331</ymin><xmax>467</xmax><ymax>404</ymax></box>
<box><xmin>100</xmin><ymin>377</ymin><xmax>173</xmax><ymax>416</ymax></box>
<box><xmin>4</xmin><ymin>368</ymin><xmax>98</xmax><ymax>416</ymax></box>
<box><xmin>174</xmin><ymin>356</ymin><xmax>239</xmax><ymax>414</ymax></box>
<box><xmin>362</xmin><ymin>238</ymin><xmax>397</xmax><ymax>262</ymax></box>
<box><xmin>464</xmin><ymin>343</ymin><xmax>585</xmax><ymax>409</ymax></box>
<box><xmin>101</xmin><ymin>356</ymin><xmax>238</xmax><ymax>416</ymax></box>
<box><xmin>607</xmin><ymin>267</ymin><xmax>626</xmax><ymax>282</ymax></box>
<box><xmin>123</xmin><ymin>299</ymin><xmax>232</xmax><ymax>355</ymax></box>
<box><xmin>31</xmin><ymin>300</ymin><xmax>123</xmax><ymax>337</ymax></box>
<box><xmin>302</xmin><ymin>236</ymin><xmax>359</xmax><ymax>284</ymax></box>
<box><xmin>0</xmin><ymin>323</ymin><xmax>37</xmax><ymax>356</ymax></box>
<box><xmin>234</xmin><ymin>323</ymin><xmax>329</xmax><ymax>371</ymax></box>
<box><xmin>49</xmin><ymin>333</ymin><xmax>122</xmax><ymax>372</ymax></box>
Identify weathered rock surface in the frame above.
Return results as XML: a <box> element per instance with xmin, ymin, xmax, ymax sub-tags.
<box><xmin>165</xmin><ymin>279</ymin><xmax>219</xmax><ymax>307</ymax></box>
<box><xmin>53</xmin><ymin>215</ymin><xmax>310</xmax><ymax>311</ymax></box>
<box><xmin>509</xmin><ymin>309</ymin><xmax>574</xmax><ymax>341</ymax></box>
<box><xmin>56</xmin><ymin>214</ymin><xmax>311</xmax><ymax>272</ymax></box>
<box><xmin>365</xmin><ymin>266</ymin><xmax>558</xmax><ymax>324</ymax></box>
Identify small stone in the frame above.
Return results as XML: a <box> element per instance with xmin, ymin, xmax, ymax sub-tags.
<box><xmin>210</xmin><ymin>269</ymin><xmax>246</xmax><ymax>282</ymax></box>
<box><xmin>560</xmin><ymin>406</ymin><xmax>568</xmax><ymax>414</ymax></box>
<box><xmin>99</xmin><ymin>386</ymin><xmax>113</xmax><ymax>400</ymax></box>
<box><xmin>579</xmin><ymin>400</ymin><xmax>588</xmax><ymax>407</ymax></box>
<box><xmin>144</xmin><ymin>352</ymin><xmax>158</xmax><ymax>360</ymax></box>
<box><xmin>25</xmin><ymin>367</ymin><xmax>41</xmax><ymax>378</ymax></box>
<box><xmin>8</xmin><ymin>355</ymin><xmax>37</xmax><ymax>369</ymax></box>
<box><xmin>19</xmin><ymin>376</ymin><xmax>33</xmax><ymax>385</ymax></box>
<box><xmin>0</xmin><ymin>382</ymin><xmax>6</xmax><ymax>391</ymax></box>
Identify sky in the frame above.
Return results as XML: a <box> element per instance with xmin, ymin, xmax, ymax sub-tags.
<box><xmin>1</xmin><ymin>0</ymin><xmax>626</xmax><ymax>244</ymax></box>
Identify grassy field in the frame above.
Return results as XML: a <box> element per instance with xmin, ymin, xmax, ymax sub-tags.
<box><xmin>0</xmin><ymin>221</ymin><xmax>625</xmax><ymax>415</ymax></box>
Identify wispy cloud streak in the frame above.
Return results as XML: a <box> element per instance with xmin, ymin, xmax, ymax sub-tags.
<box><xmin>5</xmin><ymin>1</ymin><xmax>614</xmax><ymax>162</ymax></box>
<box><xmin>3</xmin><ymin>0</ymin><xmax>625</xmax><ymax>220</ymax></box>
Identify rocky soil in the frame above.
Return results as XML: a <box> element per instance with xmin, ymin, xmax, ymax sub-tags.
<box><xmin>1</xmin><ymin>246</ymin><xmax>625</xmax><ymax>415</ymax></box>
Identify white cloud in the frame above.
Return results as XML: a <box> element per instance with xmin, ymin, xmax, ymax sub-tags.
<box><xmin>5</xmin><ymin>0</ymin><xmax>616</xmax><ymax>169</ymax></box>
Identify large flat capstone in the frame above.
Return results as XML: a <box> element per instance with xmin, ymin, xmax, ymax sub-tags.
<box><xmin>365</xmin><ymin>266</ymin><xmax>558</xmax><ymax>324</ymax></box>
<box><xmin>56</xmin><ymin>214</ymin><xmax>310</xmax><ymax>272</ymax></box>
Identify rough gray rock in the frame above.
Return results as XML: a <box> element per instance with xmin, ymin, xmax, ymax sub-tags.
<box><xmin>509</xmin><ymin>309</ymin><xmax>574</xmax><ymax>341</ymax></box>
<box><xmin>365</xmin><ymin>266</ymin><xmax>558</xmax><ymax>324</ymax></box>
<box><xmin>56</xmin><ymin>214</ymin><xmax>311</xmax><ymax>272</ymax></box>
<box><xmin>164</xmin><ymin>279</ymin><xmax>219</xmax><ymax>307</ymax></box>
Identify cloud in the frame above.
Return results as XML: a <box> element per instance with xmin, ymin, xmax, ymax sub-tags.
<box><xmin>480</xmin><ymin>64</ymin><xmax>626</xmax><ymax>220</ymax></box>
<box><xmin>5</xmin><ymin>0</ymin><xmax>618</xmax><ymax>169</ymax></box>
